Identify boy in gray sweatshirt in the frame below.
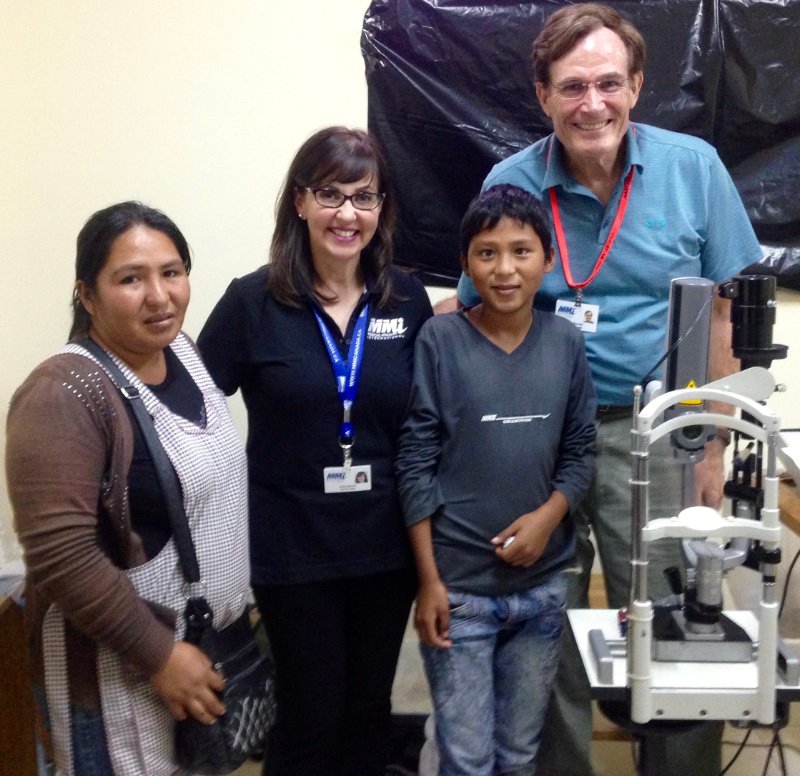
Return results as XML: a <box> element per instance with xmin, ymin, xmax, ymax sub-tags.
<box><xmin>396</xmin><ymin>184</ymin><xmax>597</xmax><ymax>775</ymax></box>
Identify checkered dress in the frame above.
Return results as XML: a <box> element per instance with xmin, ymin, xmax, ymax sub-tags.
<box><xmin>42</xmin><ymin>333</ymin><xmax>249</xmax><ymax>775</ymax></box>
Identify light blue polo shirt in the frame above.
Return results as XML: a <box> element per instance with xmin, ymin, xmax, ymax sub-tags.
<box><xmin>457</xmin><ymin>123</ymin><xmax>762</xmax><ymax>405</ymax></box>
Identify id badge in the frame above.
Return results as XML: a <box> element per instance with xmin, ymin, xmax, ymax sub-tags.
<box><xmin>323</xmin><ymin>464</ymin><xmax>372</xmax><ymax>494</ymax></box>
<box><xmin>555</xmin><ymin>298</ymin><xmax>599</xmax><ymax>333</ymax></box>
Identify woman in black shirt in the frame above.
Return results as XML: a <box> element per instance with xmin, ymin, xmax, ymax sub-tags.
<box><xmin>199</xmin><ymin>126</ymin><xmax>432</xmax><ymax>776</ymax></box>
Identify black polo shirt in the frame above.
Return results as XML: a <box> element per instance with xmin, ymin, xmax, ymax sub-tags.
<box><xmin>198</xmin><ymin>266</ymin><xmax>432</xmax><ymax>585</ymax></box>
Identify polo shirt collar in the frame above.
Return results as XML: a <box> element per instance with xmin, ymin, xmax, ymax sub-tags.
<box><xmin>305</xmin><ymin>281</ymin><xmax>372</xmax><ymax>307</ymax></box>
<box><xmin>541</xmin><ymin>123</ymin><xmax>644</xmax><ymax>193</ymax></box>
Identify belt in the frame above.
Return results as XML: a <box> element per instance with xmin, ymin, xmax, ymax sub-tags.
<box><xmin>596</xmin><ymin>405</ymin><xmax>633</xmax><ymax>421</ymax></box>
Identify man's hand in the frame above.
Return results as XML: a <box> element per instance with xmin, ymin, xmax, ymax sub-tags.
<box><xmin>694</xmin><ymin>436</ymin><xmax>727</xmax><ymax>508</ymax></box>
<box><xmin>433</xmin><ymin>295</ymin><xmax>460</xmax><ymax>314</ymax></box>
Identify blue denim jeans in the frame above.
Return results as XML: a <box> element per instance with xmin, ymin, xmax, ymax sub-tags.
<box><xmin>71</xmin><ymin>705</ymin><xmax>114</xmax><ymax>776</ymax></box>
<box><xmin>32</xmin><ymin>680</ymin><xmax>114</xmax><ymax>776</ymax></box>
<box><xmin>421</xmin><ymin>573</ymin><xmax>568</xmax><ymax>776</ymax></box>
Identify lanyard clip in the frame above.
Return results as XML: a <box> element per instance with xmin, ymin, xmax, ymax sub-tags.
<box><xmin>340</xmin><ymin>400</ymin><xmax>354</xmax><ymax>470</ymax></box>
<box><xmin>339</xmin><ymin>436</ymin><xmax>354</xmax><ymax>471</ymax></box>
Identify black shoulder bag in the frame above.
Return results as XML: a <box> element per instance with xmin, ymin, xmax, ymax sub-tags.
<box><xmin>82</xmin><ymin>339</ymin><xmax>276</xmax><ymax>774</ymax></box>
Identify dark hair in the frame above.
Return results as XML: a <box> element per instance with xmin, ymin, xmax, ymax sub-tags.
<box><xmin>532</xmin><ymin>3</ymin><xmax>646</xmax><ymax>85</ymax></box>
<box><xmin>268</xmin><ymin>126</ymin><xmax>397</xmax><ymax>309</ymax></box>
<box><xmin>460</xmin><ymin>184</ymin><xmax>553</xmax><ymax>258</ymax></box>
<box><xmin>70</xmin><ymin>201</ymin><xmax>192</xmax><ymax>340</ymax></box>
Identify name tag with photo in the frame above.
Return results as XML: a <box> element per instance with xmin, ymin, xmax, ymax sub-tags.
<box><xmin>555</xmin><ymin>298</ymin><xmax>599</xmax><ymax>333</ymax></box>
<box><xmin>323</xmin><ymin>464</ymin><xmax>373</xmax><ymax>494</ymax></box>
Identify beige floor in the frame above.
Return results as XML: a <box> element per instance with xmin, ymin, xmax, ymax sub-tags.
<box><xmin>232</xmin><ymin>616</ymin><xmax>800</xmax><ymax>775</ymax></box>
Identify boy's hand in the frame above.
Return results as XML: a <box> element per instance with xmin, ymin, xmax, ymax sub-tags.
<box><xmin>414</xmin><ymin>579</ymin><xmax>453</xmax><ymax>648</ymax></box>
<box><xmin>491</xmin><ymin>492</ymin><xmax>568</xmax><ymax>568</ymax></box>
<box><xmin>491</xmin><ymin>512</ymin><xmax>551</xmax><ymax>568</ymax></box>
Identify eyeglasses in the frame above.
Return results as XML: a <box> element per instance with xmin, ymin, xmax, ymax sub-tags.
<box><xmin>551</xmin><ymin>77</ymin><xmax>629</xmax><ymax>101</ymax></box>
<box><xmin>307</xmin><ymin>187</ymin><xmax>385</xmax><ymax>211</ymax></box>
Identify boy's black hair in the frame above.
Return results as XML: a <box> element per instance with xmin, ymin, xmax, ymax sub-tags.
<box><xmin>459</xmin><ymin>184</ymin><xmax>553</xmax><ymax>258</ymax></box>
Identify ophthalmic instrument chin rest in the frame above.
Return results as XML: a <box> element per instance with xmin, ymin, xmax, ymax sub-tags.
<box><xmin>625</xmin><ymin>378</ymin><xmax>793</xmax><ymax>725</ymax></box>
<box><xmin>575</xmin><ymin>275</ymin><xmax>800</xmax><ymax>727</ymax></box>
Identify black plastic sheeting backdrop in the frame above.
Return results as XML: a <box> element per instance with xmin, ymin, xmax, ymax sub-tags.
<box><xmin>361</xmin><ymin>0</ymin><xmax>800</xmax><ymax>289</ymax></box>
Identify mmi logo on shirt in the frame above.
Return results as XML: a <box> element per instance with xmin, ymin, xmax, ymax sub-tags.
<box><xmin>368</xmin><ymin>317</ymin><xmax>408</xmax><ymax>341</ymax></box>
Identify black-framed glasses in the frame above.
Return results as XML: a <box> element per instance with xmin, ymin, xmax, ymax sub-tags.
<box><xmin>307</xmin><ymin>187</ymin><xmax>385</xmax><ymax>211</ymax></box>
<box><xmin>551</xmin><ymin>77</ymin><xmax>629</xmax><ymax>101</ymax></box>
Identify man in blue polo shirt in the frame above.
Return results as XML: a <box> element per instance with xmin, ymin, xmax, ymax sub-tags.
<box><xmin>471</xmin><ymin>119</ymin><xmax>755</xmax><ymax>410</ymax></box>
<box><xmin>449</xmin><ymin>4</ymin><xmax>762</xmax><ymax>775</ymax></box>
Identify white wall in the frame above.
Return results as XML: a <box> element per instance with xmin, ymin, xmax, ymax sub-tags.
<box><xmin>2</xmin><ymin>1</ymin><xmax>800</xmax><ymax>567</ymax></box>
<box><xmin>0</xmin><ymin>0</ymin><xmax>373</xmax><ymax>562</ymax></box>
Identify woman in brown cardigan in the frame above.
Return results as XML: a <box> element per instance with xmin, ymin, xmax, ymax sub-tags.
<box><xmin>6</xmin><ymin>201</ymin><xmax>249</xmax><ymax>775</ymax></box>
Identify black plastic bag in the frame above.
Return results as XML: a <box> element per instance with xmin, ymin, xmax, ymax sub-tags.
<box><xmin>362</xmin><ymin>0</ymin><xmax>800</xmax><ymax>289</ymax></box>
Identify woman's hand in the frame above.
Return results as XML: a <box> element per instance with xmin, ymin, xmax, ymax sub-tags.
<box><xmin>150</xmin><ymin>641</ymin><xmax>226</xmax><ymax>724</ymax></box>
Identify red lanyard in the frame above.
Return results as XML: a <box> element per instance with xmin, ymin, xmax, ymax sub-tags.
<box><xmin>549</xmin><ymin>165</ymin><xmax>635</xmax><ymax>304</ymax></box>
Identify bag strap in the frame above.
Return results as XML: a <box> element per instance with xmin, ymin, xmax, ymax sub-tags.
<box><xmin>80</xmin><ymin>339</ymin><xmax>214</xmax><ymax>636</ymax></box>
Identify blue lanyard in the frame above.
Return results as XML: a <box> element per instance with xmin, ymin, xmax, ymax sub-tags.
<box><xmin>313</xmin><ymin>302</ymin><xmax>369</xmax><ymax>466</ymax></box>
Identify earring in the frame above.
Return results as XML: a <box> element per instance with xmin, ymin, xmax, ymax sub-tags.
<box><xmin>298</xmin><ymin>212</ymin><xmax>306</xmax><ymax>220</ymax></box>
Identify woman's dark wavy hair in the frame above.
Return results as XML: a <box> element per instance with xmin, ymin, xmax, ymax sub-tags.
<box><xmin>460</xmin><ymin>184</ymin><xmax>553</xmax><ymax>258</ymax></box>
<box><xmin>268</xmin><ymin>126</ymin><xmax>398</xmax><ymax>309</ymax></box>
<box><xmin>69</xmin><ymin>201</ymin><xmax>192</xmax><ymax>340</ymax></box>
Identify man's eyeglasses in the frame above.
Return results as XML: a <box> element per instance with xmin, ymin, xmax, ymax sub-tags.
<box><xmin>307</xmin><ymin>188</ymin><xmax>385</xmax><ymax>211</ymax></box>
<box><xmin>551</xmin><ymin>77</ymin><xmax>629</xmax><ymax>101</ymax></box>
